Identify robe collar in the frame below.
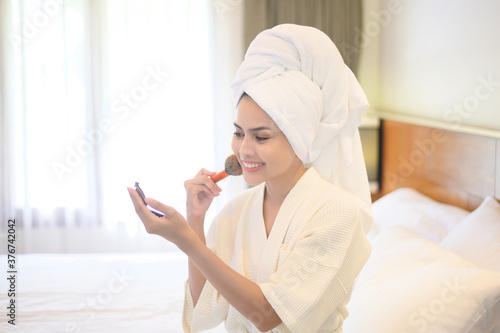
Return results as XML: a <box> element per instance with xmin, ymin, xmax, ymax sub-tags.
<box><xmin>255</xmin><ymin>167</ymin><xmax>322</xmax><ymax>283</ymax></box>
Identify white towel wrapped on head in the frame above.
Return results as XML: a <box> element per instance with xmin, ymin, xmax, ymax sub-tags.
<box><xmin>231</xmin><ymin>23</ymin><xmax>372</xmax><ymax>234</ymax></box>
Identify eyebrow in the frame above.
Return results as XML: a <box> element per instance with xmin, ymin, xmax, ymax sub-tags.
<box><xmin>233</xmin><ymin>122</ymin><xmax>273</xmax><ymax>132</ymax></box>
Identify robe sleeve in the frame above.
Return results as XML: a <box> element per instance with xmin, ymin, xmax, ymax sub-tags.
<box><xmin>181</xmin><ymin>187</ymin><xmax>251</xmax><ymax>332</ymax></box>
<box><xmin>182</xmin><ymin>216</ymin><xmax>229</xmax><ymax>333</ymax></box>
<box><xmin>259</xmin><ymin>200</ymin><xmax>372</xmax><ymax>332</ymax></box>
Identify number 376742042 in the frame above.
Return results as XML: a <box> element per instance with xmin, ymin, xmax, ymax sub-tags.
<box><xmin>7</xmin><ymin>219</ymin><xmax>16</xmax><ymax>269</ymax></box>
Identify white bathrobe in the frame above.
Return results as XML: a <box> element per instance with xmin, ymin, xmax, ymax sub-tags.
<box><xmin>183</xmin><ymin>168</ymin><xmax>372</xmax><ymax>332</ymax></box>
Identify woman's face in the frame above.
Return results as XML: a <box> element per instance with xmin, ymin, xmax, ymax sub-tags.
<box><xmin>231</xmin><ymin>95</ymin><xmax>305</xmax><ymax>188</ymax></box>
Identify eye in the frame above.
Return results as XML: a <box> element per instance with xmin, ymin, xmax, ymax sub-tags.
<box><xmin>233</xmin><ymin>132</ymin><xmax>244</xmax><ymax>138</ymax></box>
<box><xmin>256</xmin><ymin>136</ymin><xmax>268</xmax><ymax>142</ymax></box>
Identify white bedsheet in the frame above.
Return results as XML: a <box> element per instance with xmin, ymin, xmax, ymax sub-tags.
<box><xmin>0</xmin><ymin>252</ymin><xmax>226</xmax><ymax>333</ymax></box>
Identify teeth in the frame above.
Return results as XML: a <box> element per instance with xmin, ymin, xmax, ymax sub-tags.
<box><xmin>243</xmin><ymin>162</ymin><xmax>264</xmax><ymax>168</ymax></box>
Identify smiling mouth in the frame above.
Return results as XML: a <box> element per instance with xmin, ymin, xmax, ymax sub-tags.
<box><xmin>242</xmin><ymin>162</ymin><xmax>264</xmax><ymax>168</ymax></box>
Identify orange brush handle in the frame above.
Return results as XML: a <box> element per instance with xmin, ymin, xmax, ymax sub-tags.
<box><xmin>210</xmin><ymin>170</ymin><xmax>229</xmax><ymax>183</ymax></box>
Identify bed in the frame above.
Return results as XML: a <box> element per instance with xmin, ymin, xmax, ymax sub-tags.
<box><xmin>1</xmin><ymin>120</ymin><xmax>500</xmax><ymax>332</ymax></box>
<box><xmin>344</xmin><ymin>120</ymin><xmax>500</xmax><ymax>333</ymax></box>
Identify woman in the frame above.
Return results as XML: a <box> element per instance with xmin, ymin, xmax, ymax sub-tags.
<box><xmin>128</xmin><ymin>24</ymin><xmax>372</xmax><ymax>332</ymax></box>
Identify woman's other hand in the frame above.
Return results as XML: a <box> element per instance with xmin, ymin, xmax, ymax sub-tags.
<box><xmin>127</xmin><ymin>187</ymin><xmax>191</xmax><ymax>245</ymax></box>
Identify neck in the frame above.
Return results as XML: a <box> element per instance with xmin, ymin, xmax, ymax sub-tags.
<box><xmin>264</xmin><ymin>165</ymin><xmax>307</xmax><ymax>206</ymax></box>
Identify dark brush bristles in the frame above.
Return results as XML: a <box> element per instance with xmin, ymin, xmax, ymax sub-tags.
<box><xmin>225</xmin><ymin>154</ymin><xmax>242</xmax><ymax>176</ymax></box>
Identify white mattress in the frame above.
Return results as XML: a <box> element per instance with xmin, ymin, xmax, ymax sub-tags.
<box><xmin>0</xmin><ymin>252</ymin><xmax>225</xmax><ymax>332</ymax></box>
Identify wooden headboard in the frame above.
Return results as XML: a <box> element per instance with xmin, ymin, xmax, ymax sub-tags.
<box><xmin>378</xmin><ymin>120</ymin><xmax>500</xmax><ymax>211</ymax></box>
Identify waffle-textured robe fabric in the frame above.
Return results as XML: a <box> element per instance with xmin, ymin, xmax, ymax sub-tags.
<box><xmin>182</xmin><ymin>168</ymin><xmax>372</xmax><ymax>332</ymax></box>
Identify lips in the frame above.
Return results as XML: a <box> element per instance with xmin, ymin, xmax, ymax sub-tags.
<box><xmin>242</xmin><ymin>162</ymin><xmax>263</xmax><ymax>168</ymax></box>
<box><xmin>241</xmin><ymin>160</ymin><xmax>265</xmax><ymax>172</ymax></box>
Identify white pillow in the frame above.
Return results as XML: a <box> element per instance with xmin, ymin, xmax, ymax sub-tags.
<box><xmin>440</xmin><ymin>196</ymin><xmax>500</xmax><ymax>272</ymax></box>
<box><xmin>344</xmin><ymin>226</ymin><xmax>500</xmax><ymax>333</ymax></box>
<box><xmin>370</xmin><ymin>188</ymin><xmax>469</xmax><ymax>242</ymax></box>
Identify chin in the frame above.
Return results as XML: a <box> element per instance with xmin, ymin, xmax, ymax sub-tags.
<box><xmin>242</xmin><ymin>174</ymin><xmax>264</xmax><ymax>187</ymax></box>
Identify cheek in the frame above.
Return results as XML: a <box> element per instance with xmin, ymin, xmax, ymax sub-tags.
<box><xmin>231</xmin><ymin>137</ymin><xmax>239</xmax><ymax>155</ymax></box>
<box><xmin>274</xmin><ymin>142</ymin><xmax>300</xmax><ymax>165</ymax></box>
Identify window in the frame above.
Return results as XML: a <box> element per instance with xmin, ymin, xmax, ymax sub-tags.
<box><xmin>3</xmin><ymin>0</ymin><xmax>215</xmax><ymax>239</ymax></box>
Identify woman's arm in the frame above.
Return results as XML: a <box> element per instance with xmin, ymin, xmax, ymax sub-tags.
<box><xmin>128</xmin><ymin>188</ymin><xmax>282</xmax><ymax>331</ymax></box>
<box><xmin>183</xmin><ymin>169</ymin><xmax>219</xmax><ymax>306</ymax></box>
<box><xmin>179</xmin><ymin>223</ymin><xmax>283</xmax><ymax>332</ymax></box>
<box><xmin>186</xmin><ymin>214</ymin><xmax>206</xmax><ymax>306</ymax></box>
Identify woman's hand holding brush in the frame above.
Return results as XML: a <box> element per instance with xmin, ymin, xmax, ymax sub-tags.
<box><xmin>184</xmin><ymin>168</ymin><xmax>222</xmax><ymax>225</ymax></box>
<box><xmin>185</xmin><ymin>154</ymin><xmax>242</xmax><ymax>225</ymax></box>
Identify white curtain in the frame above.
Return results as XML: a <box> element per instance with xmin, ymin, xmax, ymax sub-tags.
<box><xmin>0</xmin><ymin>0</ymin><xmax>245</xmax><ymax>253</ymax></box>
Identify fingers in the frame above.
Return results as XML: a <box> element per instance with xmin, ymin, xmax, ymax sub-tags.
<box><xmin>195</xmin><ymin>168</ymin><xmax>217</xmax><ymax>178</ymax></box>
<box><xmin>146</xmin><ymin>197</ymin><xmax>172</xmax><ymax>216</ymax></box>
<box><xmin>197</xmin><ymin>169</ymin><xmax>222</xmax><ymax>193</ymax></box>
<box><xmin>186</xmin><ymin>182</ymin><xmax>221</xmax><ymax>198</ymax></box>
<box><xmin>128</xmin><ymin>187</ymin><xmax>147</xmax><ymax>213</ymax></box>
<box><xmin>127</xmin><ymin>187</ymin><xmax>162</xmax><ymax>221</ymax></box>
<box><xmin>186</xmin><ymin>168</ymin><xmax>222</xmax><ymax>197</ymax></box>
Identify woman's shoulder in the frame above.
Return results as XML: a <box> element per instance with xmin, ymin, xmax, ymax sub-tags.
<box><xmin>299</xmin><ymin>174</ymin><xmax>363</xmax><ymax>239</ymax></box>
<box><xmin>305</xmin><ymin>168</ymin><xmax>359</xmax><ymax>210</ymax></box>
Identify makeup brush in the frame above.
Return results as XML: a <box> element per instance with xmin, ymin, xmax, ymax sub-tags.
<box><xmin>211</xmin><ymin>154</ymin><xmax>242</xmax><ymax>183</ymax></box>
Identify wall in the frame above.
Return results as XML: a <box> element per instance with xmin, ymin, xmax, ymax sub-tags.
<box><xmin>359</xmin><ymin>0</ymin><xmax>500</xmax><ymax>137</ymax></box>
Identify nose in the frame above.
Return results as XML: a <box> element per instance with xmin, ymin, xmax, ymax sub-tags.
<box><xmin>238</xmin><ymin>135</ymin><xmax>254</xmax><ymax>159</ymax></box>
